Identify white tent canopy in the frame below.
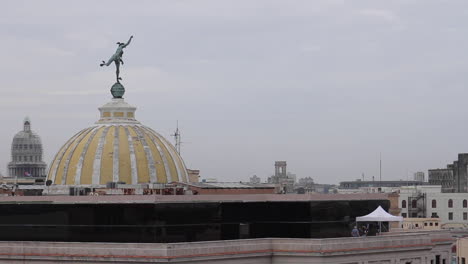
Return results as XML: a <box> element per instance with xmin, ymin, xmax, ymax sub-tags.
<box><xmin>356</xmin><ymin>206</ymin><xmax>403</xmax><ymax>222</ymax></box>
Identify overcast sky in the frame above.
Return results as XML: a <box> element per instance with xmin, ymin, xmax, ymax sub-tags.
<box><xmin>1</xmin><ymin>0</ymin><xmax>468</xmax><ymax>184</ymax></box>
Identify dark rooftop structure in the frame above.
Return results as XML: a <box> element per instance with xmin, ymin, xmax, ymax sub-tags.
<box><xmin>0</xmin><ymin>194</ymin><xmax>389</xmax><ymax>243</ymax></box>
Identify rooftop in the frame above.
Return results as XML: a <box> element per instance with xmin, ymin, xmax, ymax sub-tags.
<box><xmin>0</xmin><ymin>193</ymin><xmax>389</xmax><ymax>204</ymax></box>
<box><xmin>180</xmin><ymin>182</ymin><xmax>276</xmax><ymax>189</ymax></box>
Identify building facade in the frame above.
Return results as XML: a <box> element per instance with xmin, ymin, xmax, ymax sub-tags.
<box><xmin>429</xmin><ymin>153</ymin><xmax>468</xmax><ymax>193</ymax></box>
<box><xmin>458</xmin><ymin>237</ymin><xmax>468</xmax><ymax>264</ymax></box>
<box><xmin>414</xmin><ymin>171</ymin><xmax>425</xmax><ymax>182</ymax></box>
<box><xmin>454</xmin><ymin>154</ymin><xmax>468</xmax><ymax>192</ymax></box>
<box><xmin>402</xmin><ymin>218</ymin><xmax>441</xmax><ymax>230</ymax></box>
<box><xmin>0</xmin><ymin>231</ymin><xmax>453</xmax><ymax>264</ymax></box>
<box><xmin>428</xmin><ymin>168</ymin><xmax>454</xmax><ymax>193</ymax></box>
<box><xmin>7</xmin><ymin>118</ymin><xmax>47</xmax><ymax>179</ymax></box>
<box><xmin>399</xmin><ymin>185</ymin><xmax>468</xmax><ymax>226</ymax></box>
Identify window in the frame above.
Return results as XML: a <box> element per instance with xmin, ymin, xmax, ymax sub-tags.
<box><xmin>402</xmin><ymin>213</ymin><xmax>407</xmax><ymax>218</ymax></box>
<box><xmin>432</xmin><ymin>212</ymin><xmax>438</xmax><ymax>218</ymax></box>
<box><xmin>411</xmin><ymin>200</ymin><xmax>417</xmax><ymax>208</ymax></box>
<box><xmin>435</xmin><ymin>222</ymin><xmax>439</xmax><ymax>226</ymax></box>
<box><xmin>464</xmin><ymin>212</ymin><xmax>467</xmax><ymax>221</ymax></box>
<box><xmin>432</xmin><ymin>199</ymin><xmax>437</xmax><ymax>208</ymax></box>
<box><xmin>463</xmin><ymin>257</ymin><xmax>466</xmax><ymax>264</ymax></box>
<box><xmin>424</xmin><ymin>222</ymin><xmax>428</xmax><ymax>226</ymax></box>
<box><xmin>411</xmin><ymin>213</ymin><xmax>417</xmax><ymax>217</ymax></box>
<box><xmin>19</xmin><ymin>156</ymin><xmax>22</xmax><ymax>162</ymax></box>
<box><xmin>448</xmin><ymin>199</ymin><xmax>453</xmax><ymax>208</ymax></box>
<box><xmin>430</xmin><ymin>222</ymin><xmax>433</xmax><ymax>226</ymax></box>
<box><xmin>402</xmin><ymin>200</ymin><xmax>407</xmax><ymax>208</ymax></box>
<box><xmin>464</xmin><ymin>200</ymin><xmax>467</xmax><ymax>208</ymax></box>
<box><xmin>449</xmin><ymin>212</ymin><xmax>453</xmax><ymax>220</ymax></box>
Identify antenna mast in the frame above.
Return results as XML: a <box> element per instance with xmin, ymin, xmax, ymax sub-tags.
<box><xmin>379</xmin><ymin>152</ymin><xmax>382</xmax><ymax>188</ymax></box>
<box><xmin>172</xmin><ymin>121</ymin><xmax>181</xmax><ymax>154</ymax></box>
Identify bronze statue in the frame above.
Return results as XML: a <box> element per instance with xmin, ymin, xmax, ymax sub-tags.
<box><xmin>100</xmin><ymin>36</ymin><xmax>133</xmax><ymax>82</ymax></box>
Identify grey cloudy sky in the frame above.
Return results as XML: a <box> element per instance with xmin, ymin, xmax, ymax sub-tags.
<box><xmin>1</xmin><ymin>0</ymin><xmax>468</xmax><ymax>184</ymax></box>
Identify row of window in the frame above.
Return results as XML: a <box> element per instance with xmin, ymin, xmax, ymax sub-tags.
<box><xmin>402</xmin><ymin>212</ymin><xmax>468</xmax><ymax>220</ymax></box>
<box><xmin>13</xmin><ymin>156</ymin><xmax>41</xmax><ymax>162</ymax></box>
<box><xmin>401</xmin><ymin>219</ymin><xmax>439</xmax><ymax>227</ymax></box>
<box><xmin>434</xmin><ymin>212</ymin><xmax>466</xmax><ymax>220</ymax></box>
<box><xmin>12</xmin><ymin>144</ymin><xmax>41</xmax><ymax>150</ymax></box>
<box><xmin>402</xmin><ymin>199</ymin><xmax>468</xmax><ymax>208</ymax></box>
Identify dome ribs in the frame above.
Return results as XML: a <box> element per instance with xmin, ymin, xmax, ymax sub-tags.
<box><xmin>123</xmin><ymin>126</ymin><xmax>138</xmax><ymax>185</ymax></box>
<box><xmin>73</xmin><ymin>127</ymin><xmax>100</xmax><ymax>185</ymax></box>
<box><xmin>92</xmin><ymin>126</ymin><xmax>111</xmax><ymax>185</ymax></box>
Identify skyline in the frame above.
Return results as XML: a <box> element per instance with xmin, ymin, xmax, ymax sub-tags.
<box><xmin>2</xmin><ymin>0</ymin><xmax>468</xmax><ymax>184</ymax></box>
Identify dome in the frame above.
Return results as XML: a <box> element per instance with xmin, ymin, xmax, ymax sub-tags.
<box><xmin>8</xmin><ymin>117</ymin><xmax>47</xmax><ymax>178</ymax></box>
<box><xmin>12</xmin><ymin>117</ymin><xmax>43</xmax><ymax>145</ymax></box>
<box><xmin>47</xmin><ymin>98</ymin><xmax>188</xmax><ymax>186</ymax></box>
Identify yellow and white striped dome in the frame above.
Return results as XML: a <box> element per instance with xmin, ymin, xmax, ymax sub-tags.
<box><xmin>47</xmin><ymin>98</ymin><xmax>188</xmax><ymax>186</ymax></box>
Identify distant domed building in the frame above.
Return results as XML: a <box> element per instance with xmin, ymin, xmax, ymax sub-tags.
<box><xmin>47</xmin><ymin>97</ymin><xmax>189</xmax><ymax>186</ymax></box>
<box><xmin>8</xmin><ymin>118</ymin><xmax>47</xmax><ymax>178</ymax></box>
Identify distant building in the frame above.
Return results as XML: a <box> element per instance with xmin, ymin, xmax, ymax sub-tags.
<box><xmin>428</xmin><ymin>168</ymin><xmax>454</xmax><ymax>193</ymax></box>
<box><xmin>339</xmin><ymin>180</ymin><xmax>425</xmax><ymax>190</ymax></box>
<box><xmin>457</xmin><ymin>237</ymin><xmax>468</xmax><ymax>264</ymax></box>
<box><xmin>414</xmin><ymin>171</ymin><xmax>425</xmax><ymax>182</ymax></box>
<box><xmin>249</xmin><ymin>175</ymin><xmax>261</xmax><ymax>184</ymax></box>
<box><xmin>7</xmin><ymin>117</ymin><xmax>47</xmax><ymax>181</ymax></box>
<box><xmin>202</xmin><ymin>178</ymin><xmax>218</xmax><ymax>183</ymax></box>
<box><xmin>297</xmin><ymin>177</ymin><xmax>314</xmax><ymax>187</ymax></box>
<box><xmin>178</xmin><ymin>182</ymin><xmax>276</xmax><ymax>195</ymax></box>
<box><xmin>286</xmin><ymin>172</ymin><xmax>296</xmax><ymax>184</ymax></box>
<box><xmin>454</xmin><ymin>154</ymin><xmax>468</xmax><ymax>193</ymax></box>
<box><xmin>187</xmin><ymin>169</ymin><xmax>200</xmax><ymax>183</ymax></box>
<box><xmin>428</xmin><ymin>153</ymin><xmax>468</xmax><ymax>193</ymax></box>
<box><xmin>267</xmin><ymin>161</ymin><xmax>295</xmax><ymax>193</ymax></box>
<box><xmin>399</xmin><ymin>185</ymin><xmax>468</xmax><ymax>225</ymax></box>
<box><xmin>294</xmin><ymin>177</ymin><xmax>334</xmax><ymax>194</ymax></box>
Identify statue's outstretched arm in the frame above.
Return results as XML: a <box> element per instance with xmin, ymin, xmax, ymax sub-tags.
<box><xmin>122</xmin><ymin>36</ymin><xmax>133</xmax><ymax>48</ymax></box>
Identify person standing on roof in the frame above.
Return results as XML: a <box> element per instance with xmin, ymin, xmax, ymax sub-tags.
<box><xmin>351</xmin><ymin>226</ymin><xmax>360</xmax><ymax>237</ymax></box>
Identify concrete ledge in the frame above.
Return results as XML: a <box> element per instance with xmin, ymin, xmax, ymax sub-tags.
<box><xmin>0</xmin><ymin>231</ymin><xmax>454</xmax><ymax>263</ymax></box>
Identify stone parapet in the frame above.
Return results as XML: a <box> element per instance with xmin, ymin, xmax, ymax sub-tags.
<box><xmin>0</xmin><ymin>231</ymin><xmax>454</xmax><ymax>263</ymax></box>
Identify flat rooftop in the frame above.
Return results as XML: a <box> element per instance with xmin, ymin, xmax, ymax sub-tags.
<box><xmin>0</xmin><ymin>193</ymin><xmax>389</xmax><ymax>204</ymax></box>
<box><xmin>179</xmin><ymin>182</ymin><xmax>276</xmax><ymax>189</ymax></box>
